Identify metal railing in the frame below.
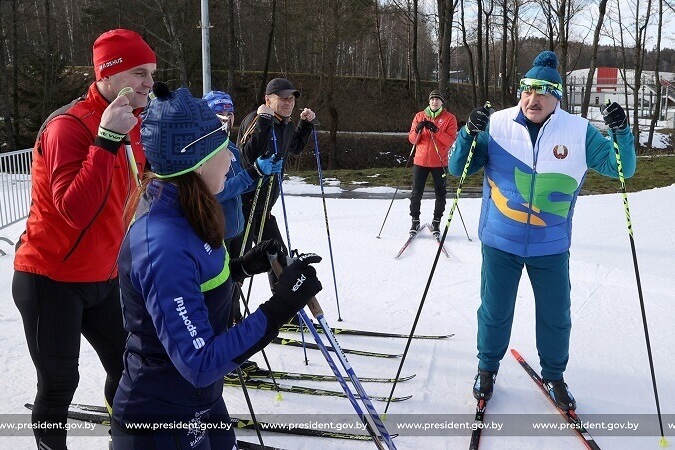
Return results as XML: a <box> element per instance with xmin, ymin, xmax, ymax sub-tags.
<box><xmin>1</xmin><ymin>148</ymin><xmax>32</xmax><ymax>255</ymax></box>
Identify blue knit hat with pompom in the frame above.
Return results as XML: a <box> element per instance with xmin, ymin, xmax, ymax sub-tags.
<box><xmin>522</xmin><ymin>51</ymin><xmax>563</xmax><ymax>99</ymax></box>
<box><xmin>142</xmin><ymin>83</ymin><xmax>229</xmax><ymax>177</ymax></box>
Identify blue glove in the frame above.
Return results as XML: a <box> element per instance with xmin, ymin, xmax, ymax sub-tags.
<box><xmin>255</xmin><ymin>156</ymin><xmax>284</xmax><ymax>175</ymax></box>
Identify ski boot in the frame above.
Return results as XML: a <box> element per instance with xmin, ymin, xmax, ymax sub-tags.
<box><xmin>409</xmin><ymin>219</ymin><xmax>421</xmax><ymax>237</ymax></box>
<box><xmin>543</xmin><ymin>377</ymin><xmax>577</xmax><ymax>411</ymax></box>
<box><xmin>473</xmin><ymin>369</ymin><xmax>497</xmax><ymax>401</ymax></box>
<box><xmin>431</xmin><ymin>219</ymin><xmax>441</xmax><ymax>237</ymax></box>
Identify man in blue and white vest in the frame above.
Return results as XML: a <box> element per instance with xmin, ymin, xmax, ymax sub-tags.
<box><xmin>449</xmin><ymin>51</ymin><xmax>635</xmax><ymax>410</ymax></box>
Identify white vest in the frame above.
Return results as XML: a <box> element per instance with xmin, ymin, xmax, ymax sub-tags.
<box><xmin>478</xmin><ymin>104</ymin><xmax>589</xmax><ymax>257</ymax></box>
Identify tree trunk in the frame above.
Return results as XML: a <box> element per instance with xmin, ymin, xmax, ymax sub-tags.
<box><xmin>631</xmin><ymin>0</ymin><xmax>653</xmax><ymax>148</ymax></box>
<box><xmin>227</xmin><ymin>0</ymin><xmax>237</xmax><ymax>93</ymax></box>
<box><xmin>647</xmin><ymin>0</ymin><xmax>663</xmax><ymax>147</ymax></box>
<box><xmin>476</xmin><ymin>0</ymin><xmax>485</xmax><ymax>104</ymax></box>
<box><xmin>581</xmin><ymin>0</ymin><xmax>608</xmax><ymax>118</ymax></box>
<box><xmin>460</xmin><ymin>0</ymin><xmax>477</xmax><ymax>104</ymax></box>
<box><xmin>557</xmin><ymin>0</ymin><xmax>569</xmax><ymax>110</ymax></box>
<box><xmin>374</xmin><ymin>0</ymin><xmax>387</xmax><ymax>79</ymax></box>
<box><xmin>500</xmin><ymin>0</ymin><xmax>508</xmax><ymax>106</ymax></box>
<box><xmin>411</xmin><ymin>0</ymin><xmax>423</xmax><ymax>103</ymax></box>
<box><xmin>42</xmin><ymin>0</ymin><xmax>54</xmax><ymax>122</ymax></box>
<box><xmin>259</xmin><ymin>0</ymin><xmax>278</xmax><ymax>100</ymax></box>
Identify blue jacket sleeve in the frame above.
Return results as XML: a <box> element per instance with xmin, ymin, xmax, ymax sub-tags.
<box><xmin>216</xmin><ymin>168</ymin><xmax>255</xmax><ymax>202</ymax></box>
<box><xmin>585</xmin><ymin>124</ymin><xmax>636</xmax><ymax>178</ymax></box>
<box><xmin>134</xmin><ymin>236</ymin><xmax>275</xmax><ymax>388</ymax></box>
<box><xmin>448</xmin><ymin>125</ymin><xmax>489</xmax><ymax>177</ymax></box>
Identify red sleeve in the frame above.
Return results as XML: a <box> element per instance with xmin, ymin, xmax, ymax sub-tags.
<box><xmin>41</xmin><ymin>116</ymin><xmax>118</xmax><ymax>230</ymax></box>
<box><xmin>408</xmin><ymin>111</ymin><xmax>423</xmax><ymax>145</ymax></box>
<box><xmin>434</xmin><ymin>113</ymin><xmax>458</xmax><ymax>149</ymax></box>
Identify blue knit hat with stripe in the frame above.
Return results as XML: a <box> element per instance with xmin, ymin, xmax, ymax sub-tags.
<box><xmin>142</xmin><ymin>84</ymin><xmax>228</xmax><ymax>177</ymax></box>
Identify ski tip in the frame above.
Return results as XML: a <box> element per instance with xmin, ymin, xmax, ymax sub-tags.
<box><xmin>391</xmin><ymin>395</ymin><xmax>413</xmax><ymax>402</ymax></box>
<box><xmin>275</xmin><ymin>392</ymin><xmax>283</xmax><ymax>402</ymax></box>
<box><xmin>659</xmin><ymin>436</ymin><xmax>669</xmax><ymax>447</ymax></box>
<box><xmin>509</xmin><ymin>348</ymin><xmax>521</xmax><ymax>358</ymax></box>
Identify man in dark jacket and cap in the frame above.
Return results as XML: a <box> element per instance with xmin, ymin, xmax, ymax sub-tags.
<box><xmin>231</xmin><ymin>78</ymin><xmax>316</xmax><ymax>260</ymax></box>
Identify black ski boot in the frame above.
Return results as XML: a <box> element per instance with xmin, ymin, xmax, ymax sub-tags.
<box><xmin>431</xmin><ymin>219</ymin><xmax>441</xmax><ymax>237</ymax></box>
<box><xmin>543</xmin><ymin>377</ymin><xmax>576</xmax><ymax>411</ymax></box>
<box><xmin>473</xmin><ymin>369</ymin><xmax>497</xmax><ymax>401</ymax></box>
<box><xmin>410</xmin><ymin>219</ymin><xmax>421</xmax><ymax>236</ymax></box>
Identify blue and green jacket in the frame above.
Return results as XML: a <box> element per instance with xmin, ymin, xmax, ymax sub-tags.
<box><xmin>449</xmin><ymin>104</ymin><xmax>635</xmax><ymax>257</ymax></box>
<box><xmin>114</xmin><ymin>180</ymin><xmax>277</xmax><ymax>424</ymax></box>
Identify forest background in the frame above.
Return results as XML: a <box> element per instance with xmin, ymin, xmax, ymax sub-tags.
<box><xmin>1</xmin><ymin>0</ymin><xmax>674</xmax><ymax>171</ymax></box>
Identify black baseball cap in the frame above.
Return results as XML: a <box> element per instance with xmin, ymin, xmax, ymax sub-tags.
<box><xmin>265</xmin><ymin>78</ymin><xmax>300</xmax><ymax>98</ymax></box>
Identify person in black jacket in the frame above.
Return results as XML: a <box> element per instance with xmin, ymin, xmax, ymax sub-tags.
<box><xmin>231</xmin><ymin>78</ymin><xmax>316</xmax><ymax>259</ymax></box>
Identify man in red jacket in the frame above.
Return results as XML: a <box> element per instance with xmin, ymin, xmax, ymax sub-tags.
<box><xmin>408</xmin><ymin>90</ymin><xmax>458</xmax><ymax>236</ymax></box>
<box><xmin>12</xmin><ymin>29</ymin><xmax>156</xmax><ymax>450</ymax></box>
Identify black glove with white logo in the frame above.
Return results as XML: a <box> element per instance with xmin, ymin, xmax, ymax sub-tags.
<box><xmin>230</xmin><ymin>239</ymin><xmax>285</xmax><ymax>282</ymax></box>
<box><xmin>600</xmin><ymin>101</ymin><xmax>627</xmax><ymax>130</ymax></box>
<box><xmin>259</xmin><ymin>253</ymin><xmax>323</xmax><ymax>329</ymax></box>
<box><xmin>466</xmin><ymin>107</ymin><xmax>491</xmax><ymax>135</ymax></box>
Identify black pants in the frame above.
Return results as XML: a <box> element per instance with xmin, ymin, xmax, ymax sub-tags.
<box><xmin>410</xmin><ymin>165</ymin><xmax>447</xmax><ymax>221</ymax></box>
<box><xmin>13</xmin><ymin>271</ymin><xmax>126</xmax><ymax>450</ymax></box>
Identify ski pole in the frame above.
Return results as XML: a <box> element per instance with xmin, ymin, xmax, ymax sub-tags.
<box><xmin>268</xmin><ymin>125</ymin><xmax>310</xmax><ymax>362</ymax></box>
<box><xmin>270</xmin><ymin>256</ymin><xmax>396</xmax><ymax>450</ymax></box>
<box><xmin>429</xmin><ymin>132</ymin><xmax>472</xmax><ymax>242</ymax></box>
<box><xmin>376</xmin><ymin>144</ymin><xmax>416</xmax><ymax>239</ymax></box>
<box><xmin>604</xmin><ymin>101</ymin><xmax>666</xmax><ymax>446</ymax></box>
<box><xmin>311</xmin><ymin>124</ymin><xmax>344</xmax><ymax>321</ymax></box>
<box><xmin>235</xmin><ymin>367</ymin><xmax>266</xmax><ymax>448</ymax></box>
<box><xmin>271</xmin><ymin>127</ymin><xmax>293</xmax><ymax>251</ymax></box>
<box><xmin>118</xmin><ymin>87</ymin><xmax>141</xmax><ymax>187</ymax></box>
<box><xmin>385</xmin><ymin>102</ymin><xmax>492</xmax><ymax>413</ymax></box>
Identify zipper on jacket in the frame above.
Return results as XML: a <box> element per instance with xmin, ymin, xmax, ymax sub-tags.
<box><xmin>523</xmin><ymin>118</ymin><xmax>551</xmax><ymax>256</ymax></box>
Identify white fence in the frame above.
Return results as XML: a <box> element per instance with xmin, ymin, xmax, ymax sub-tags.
<box><xmin>0</xmin><ymin>148</ymin><xmax>32</xmax><ymax>255</ymax></box>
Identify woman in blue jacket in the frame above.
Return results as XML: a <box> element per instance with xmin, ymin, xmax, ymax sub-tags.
<box><xmin>112</xmin><ymin>84</ymin><xmax>322</xmax><ymax>449</ymax></box>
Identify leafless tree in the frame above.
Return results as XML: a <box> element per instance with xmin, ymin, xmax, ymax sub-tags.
<box><xmin>647</xmin><ymin>0</ymin><xmax>663</xmax><ymax>147</ymax></box>
<box><xmin>581</xmin><ymin>0</ymin><xmax>608</xmax><ymax>117</ymax></box>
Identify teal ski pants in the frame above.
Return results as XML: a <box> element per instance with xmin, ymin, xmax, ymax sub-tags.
<box><xmin>477</xmin><ymin>244</ymin><xmax>571</xmax><ymax>380</ymax></box>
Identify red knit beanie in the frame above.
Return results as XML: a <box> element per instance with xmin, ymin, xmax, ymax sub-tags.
<box><xmin>93</xmin><ymin>29</ymin><xmax>156</xmax><ymax>80</ymax></box>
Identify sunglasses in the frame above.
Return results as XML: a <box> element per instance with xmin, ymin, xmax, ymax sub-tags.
<box><xmin>519</xmin><ymin>78</ymin><xmax>562</xmax><ymax>97</ymax></box>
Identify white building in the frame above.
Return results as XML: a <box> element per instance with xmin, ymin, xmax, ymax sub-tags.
<box><xmin>565</xmin><ymin>67</ymin><xmax>674</xmax><ymax>122</ymax></box>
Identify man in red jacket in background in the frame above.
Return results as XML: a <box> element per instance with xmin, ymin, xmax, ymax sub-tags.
<box><xmin>408</xmin><ymin>90</ymin><xmax>458</xmax><ymax>236</ymax></box>
<box><xmin>13</xmin><ymin>29</ymin><xmax>156</xmax><ymax>450</ymax></box>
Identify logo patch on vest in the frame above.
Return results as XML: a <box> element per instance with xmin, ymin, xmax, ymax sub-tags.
<box><xmin>553</xmin><ymin>144</ymin><xmax>568</xmax><ymax>159</ymax></box>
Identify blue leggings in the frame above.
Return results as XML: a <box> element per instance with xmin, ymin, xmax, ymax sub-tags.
<box><xmin>477</xmin><ymin>244</ymin><xmax>571</xmax><ymax>380</ymax></box>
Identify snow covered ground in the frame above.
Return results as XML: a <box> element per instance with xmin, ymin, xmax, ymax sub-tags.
<box><xmin>1</xmin><ymin>177</ymin><xmax>674</xmax><ymax>449</ymax></box>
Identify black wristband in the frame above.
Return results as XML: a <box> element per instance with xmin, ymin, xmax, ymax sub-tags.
<box><xmin>94</xmin><ymin>136</ymin><xmax>123</xmax><ymax>155</ymax></box>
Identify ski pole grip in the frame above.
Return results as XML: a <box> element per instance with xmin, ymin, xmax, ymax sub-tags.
<box><xmin>268</xmin><ymin>254</ymin><xmax>324</xmax><ymax>318</ymax></box>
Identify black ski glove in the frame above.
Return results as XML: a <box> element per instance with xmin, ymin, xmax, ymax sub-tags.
<box><xmin>415</xmin><ymin>121</ymin><xmax>425</xmax><ymax>133</ymax></box>
<box><xmin>259</xmin><ymin>253</ymin><xmax>323</xmax><ymax>329</ymax></box>
<box><xmin>600</xmin><ymin>101</ymin><xmax>627</xmax><ymax>130</ymax></box>
<box><xmin>230</xmin><ymin>239</ymin><xmax>285</xmax><ymax>282</ymax></box>
<box><xmin>466</xmin><ymin>107</ymin><xmax>491</xmax><ymax>135</ymax></box>
<box><xmin>425</xmin><ymin>121</ymin><xmax>439</xmax><ymax>133</ymax></box>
